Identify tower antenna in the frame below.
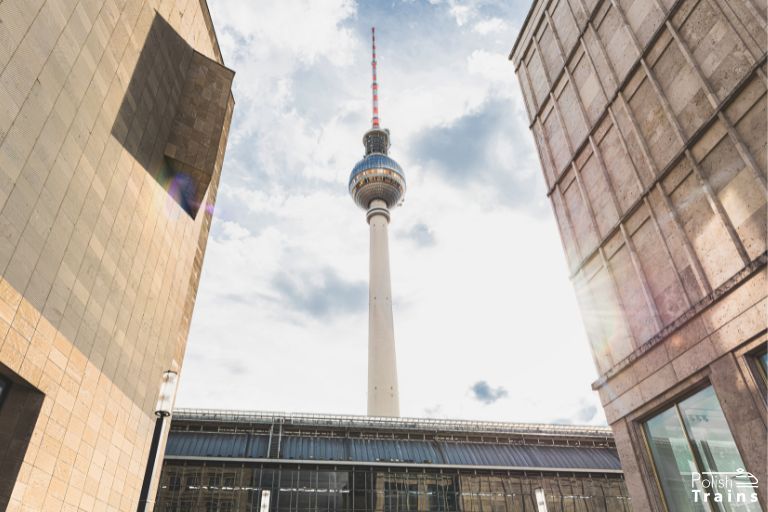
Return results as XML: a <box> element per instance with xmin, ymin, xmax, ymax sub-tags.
<box><xmin>371</xmin><ymin>27</ymin><xmax>380</xmax><ymax>129</ymax></box>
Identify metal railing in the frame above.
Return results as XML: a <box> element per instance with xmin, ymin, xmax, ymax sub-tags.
<box><xmin>172</xmin><ymin>408</ymin><xmax>613</xmax><ymax>438</ymax></box>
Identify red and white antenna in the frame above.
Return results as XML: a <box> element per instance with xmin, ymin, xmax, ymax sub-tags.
<box><xmin>371</xmin><ymin>27</ymin><xmax>380</xmax><ymax>129</ymax></box>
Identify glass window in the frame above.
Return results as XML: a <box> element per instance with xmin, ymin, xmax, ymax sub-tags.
<box><xmin>756</xmin><ymin>352</ymin><xmax>768</xmax><ymax>386</ymax></box>
<box><xmin>643</xmin><ymin>386</ymin><xmax>761</xmax><ymax>512</ymax></box>
<box><xmin>168</xmin><ymin>474</ymin><xmax>181</xmax><ymax>492</ymax></box>
<box><xmin>186</xmin><ymin>473</ymin><xmax>200</xmax><ymax>488</ymax></box>
<box><xmin>223</xmin><ymin>472</ymin><xmax>237</xmax><ymax>488</ymax></box>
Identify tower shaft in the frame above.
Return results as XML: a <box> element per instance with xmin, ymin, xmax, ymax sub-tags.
<box><xmin>367</xmin><ymin>199</ymin><xmax>400</xmax><ymax>417</ymax></box>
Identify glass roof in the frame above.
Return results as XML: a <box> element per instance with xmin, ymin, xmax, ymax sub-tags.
<box><xmin>165</xmin><ymin>431</ymin><xmax>621</xmax><ymax>471</ymax></box>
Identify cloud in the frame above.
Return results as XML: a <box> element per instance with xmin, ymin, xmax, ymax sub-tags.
<box><xmin>470</xmin><ymin>381</ymin><xmax>509</xmax><ymax>404</ymax></box>
<box><xmin>550</xmin><ymin>402</ymin><xmax>600</xmax><ymax>425</ymax></box>
<box><xmin>473</xmin><ymin>17</ymin><xmax>506</xmax><ymax>34</ymax></box>
<box><xmin>403</xmin><ymin>223</ymin><xmax>435</xmax><ymax>247</ymax></box>
<box><xmin>212</xmin><ymin>0</ymin><xmax>357</xmax><ymax>66</ymax></box>
<box><xmin>449</xmin><ymin>4</ymin><xmax>475</xmax><ymax>26</ymax></box>
<box><xmin>411</xmin><ymin>98</ymin><xmax>546</xmax><ymax>213</ymax></box>
<box><xmin>575</xmin><ymin>404</ymin><xmax>598</xmax><ymax>423</ymax></box>
<box><xmin>272</xmin><ymin>267</ymin><xmax>367</xmax><ymax>319</ymax></box>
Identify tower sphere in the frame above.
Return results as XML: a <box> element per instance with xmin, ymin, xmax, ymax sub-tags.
<box><xmin>349</xmin><ymin>129</ymin><xmax>406</xmax><ymax>210</ymax></box>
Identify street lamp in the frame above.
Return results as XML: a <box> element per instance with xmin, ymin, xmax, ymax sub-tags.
<box><xmin>137</xmin><ymin>370</ymin><xmax>179</xmax><ymax>511</ymax></box>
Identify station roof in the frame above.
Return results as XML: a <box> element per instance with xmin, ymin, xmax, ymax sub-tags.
<box><xmin>164</xmin><ymin>409</ymin><xmax>621</xmax><ymax>474</ymax></box>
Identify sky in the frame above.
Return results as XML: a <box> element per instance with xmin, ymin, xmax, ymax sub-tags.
<box><xmin>175</xmin><ymin>0</ymin><xmax>606</xmax><ymax>426</ymax></box>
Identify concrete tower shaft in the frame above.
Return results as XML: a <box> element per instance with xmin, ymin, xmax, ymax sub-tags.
<box><xmin>367</xmin><ymin>199</ymin><xmax>400</xmax><ymax>417</ymax></box>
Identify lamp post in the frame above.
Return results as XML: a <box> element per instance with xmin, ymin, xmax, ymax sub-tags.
<box><xmin>137</xmin><ymin>370</ymin><xmax>179</xmax><ymax>511</ymax></box>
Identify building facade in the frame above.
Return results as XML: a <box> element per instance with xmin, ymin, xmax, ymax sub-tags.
<box><xmin>0</xmin><ymin>0</ymin><xmax>234</xmax><ymax>509</ymax></box>
<box><xmin>509</xmin><ymin>0</ymin><xmax>766</xmax><ymax>509</ymax></box>
<box><xmin>155</xmin><ymin>410</ymin><xmax>631</xmax><ymax>511</ymax></box>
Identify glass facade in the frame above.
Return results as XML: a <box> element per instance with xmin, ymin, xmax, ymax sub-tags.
<box><xmin>643</xmin><ymin>386</ymin><xmax>761</xmax><ymax>512</ymax></box>
<box><xmin>156</xmin><ymin>464</ymin><xmax>631</xmax><ymax>512</ymax></box>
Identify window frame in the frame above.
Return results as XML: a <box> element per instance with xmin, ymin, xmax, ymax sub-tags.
<box><xmin>734</xmin><ymin>333</ymin><xmax>768</xmax><ymax>426</ymax></box>
<box><xmin>639</xmin><ymin>382</ymin><xmax>757</xmax><ymax>512</ymax></box>
<box><xmin>747</xmin><ymin>346</ymin><xmax>768</xmax><ymax>396</ymax></box>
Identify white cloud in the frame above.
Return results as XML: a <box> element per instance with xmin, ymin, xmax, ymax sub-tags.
<box><xmin>449</xmin><ymin>4</ymin><xmax>474</xmax><ymax>26</ymax></box>
<box><xmin>467</xmin><ymin>49</ymin><xmax>513</xmax><ymax>86</ymax></box>
<box><xmin>473</xmin><ymin>17</ymin><xmax>506</xmax><ymax>34</ymax></box>
<box><xmin>213</xmin><ymin>0</ymin><xmax>357</xmax><ymax>66</ymax></box>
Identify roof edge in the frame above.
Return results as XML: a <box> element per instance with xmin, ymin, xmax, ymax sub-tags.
<box><xmin>172</xmin><ymin>408</ymin><xmax>613</xmax><ymax>437</ymax></box>
<box><xmin>198</xmin><ymin>0</ymin><xmax>225</xmax><ymax>65</ymax></box>
<box><xmin>509</xmin><ymin>0</ymin><xmax>539</xmax><ymax>62</ymax></box>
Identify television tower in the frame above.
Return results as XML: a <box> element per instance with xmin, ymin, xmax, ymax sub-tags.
<box><xmin>348</xmin><ymin>27</ymin><xmax>406</xmax><ymax>417</ymax></box>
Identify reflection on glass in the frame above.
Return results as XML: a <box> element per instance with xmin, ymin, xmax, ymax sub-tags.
<box><xmin>645</xmin><ymin>407</ymin><xmax>708</xmax><ymax>512</ymax></box>
<box><xmin>678</xmin><ymin>387</ymin><xmax>761</xmax><ymax>512</ymax></box>
<box><xmin>156</xmin><ymin>466</ymin><xmax>631</xmax><ymax>511</ymax></box>
<box><xmin>644</xmin><ymin>386</ymin><xmax>762</xmax><ymax>512</ymax></box>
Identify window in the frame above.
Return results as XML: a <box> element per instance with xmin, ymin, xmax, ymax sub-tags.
<box><xmin>643</xmin><ymin>386</ymin><xmax>761</xmax><ymax>512</ymax></box>
<box><xmin>186</xmin><ymin>473</ymin><xmax>200</xmax><ymax>488</ymax></box>
<box><xmin>223</xmin><ymin>472</ymin><xmax>237</xmax><ymax>488</ymax></box>
<box><xmin>168</xmin><ymin>474</ymin><xmax>181</xmax><ymax>492</ymax></box>
<box><xmin>754</xmin><ymin>351</ymin><xmax>768</xmax><ymax>387</ymax></box>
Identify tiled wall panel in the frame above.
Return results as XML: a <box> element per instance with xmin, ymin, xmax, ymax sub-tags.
<box><xmin>579</xmin><ymin>149</ymin><xmax>618</xmax><ymax>237</ymax></box>
<box><xmin>596</xmin><ymin>120</ymin><xmax>641</xmax><ymax>214</ymax></box>
<box><xmin>595</xmin><ymin>3</ymin><xmax>635</xmax><ymax>83</ymax></box>
<box><xmin>570</xmin><ymin>48</ymin><xmax>607</xmax><ymax>125</ymax></box>
<box><xmin>557</xmin><ymin>79</ymin><xmax>589</xmax><ymax>146</ymax></box>
<box><xmin>625</xmin><ymin>70</ymin><xmax>680</xmax><ymax>171</ymax></box>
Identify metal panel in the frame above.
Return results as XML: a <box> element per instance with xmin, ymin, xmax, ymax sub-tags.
<box><xmin>247</xmin><ymin>435</ymin><xmax>270</xmax><ymax>458</ymax></box>
<box><xmin>165</xmin><ymin>432</ymin><xmax>248</xmax><ymax>457</ymax></box>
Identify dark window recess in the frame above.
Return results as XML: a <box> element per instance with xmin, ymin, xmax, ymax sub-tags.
<box><xmin>748</xmin><ymin>348</ymin><xmax>768</xmax><ymax>398</ymax></box>
<box><xmin>111</xmin><ymin>13</ymin><xmax>234</xmax><ymax>219</ymax></box>
<box><xmin>756</xmin><ymin>351</ymin><xmax>768</xmax><ymax>385</ymax></box>
<box><xmin>0</xmin><ymin>364</ymin><xmax>44</xmax><ymax>511</ymax></box>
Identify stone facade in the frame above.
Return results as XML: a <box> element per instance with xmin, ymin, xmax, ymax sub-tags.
<box><xmin>0</xmin><ymin>0</ymin><xmax>234</xmax><ymax>509</ymax></box>
<box><xmin>510</xmin><ymin>0</ymin><xmax>766</xmax><ymax>508</ymax></box>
